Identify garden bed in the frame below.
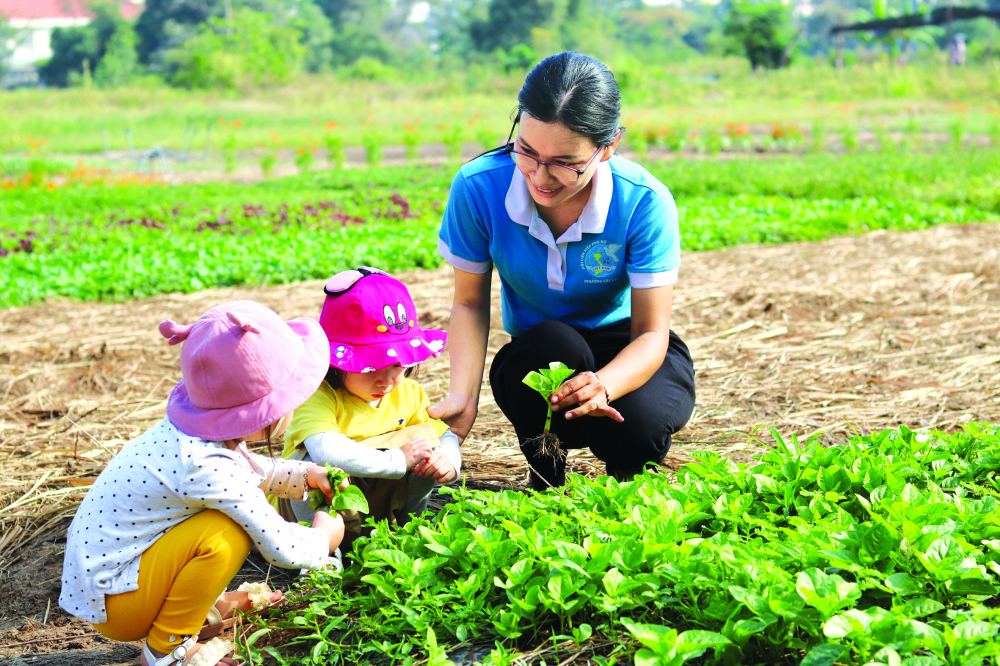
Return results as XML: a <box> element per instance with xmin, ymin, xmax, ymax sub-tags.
<box><xmin>1</xmin><ymin>223</ymin><xmax>999</xmax><ymax>664</ymax></box>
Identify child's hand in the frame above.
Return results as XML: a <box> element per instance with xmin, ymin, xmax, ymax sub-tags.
<box><xmin>306</xmin><ymin>464</ymin><xmax>350</xmax><ymax>500</ymax></box>
<box><xmin>400</xmin><ymin>438</ymin><xmax>433</xmax><ymax>471</ymax></box>
<box><xmin>414</xmin><ymin>450</ymin><xmax>458</xmax><ymax>484</ymax></box>
<box><xmin>312</xmin><ymin>510</ymin><xmax>346</xmax><ymax>553</ymax></box>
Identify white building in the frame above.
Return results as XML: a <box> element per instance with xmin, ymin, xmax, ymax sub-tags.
<box><xmin>1</xmin><ymin>0</ymin><xmax>142</xmax><ymax>78</ymax></box>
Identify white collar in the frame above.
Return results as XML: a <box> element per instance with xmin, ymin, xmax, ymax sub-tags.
<box><xmin>504</xmin><ymin>159</ymin><xmax>613</xmax><ymax>244</ymax></box>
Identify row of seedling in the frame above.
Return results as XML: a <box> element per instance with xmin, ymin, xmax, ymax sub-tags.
<box><xmin>627</xmin><ymin>115</ymin><xmax>1000</xmax><ymax>157</ymax></box>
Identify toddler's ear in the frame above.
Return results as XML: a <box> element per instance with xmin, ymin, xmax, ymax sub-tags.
<box><xmin>158</xmin><ymin>320</ymin><xmax>193</xmax><ymax>346</ymax></box>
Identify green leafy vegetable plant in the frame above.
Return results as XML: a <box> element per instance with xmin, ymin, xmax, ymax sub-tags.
<box><xmin>307</xmin><ymin>464</ymin><xmax>369</xmax><ymax>513</ymax></box>
<box><xmin>522</xmin><ymin>362</ymin><xmax>574</xmax><ymax>460</ymax></box>
<box><xmin>241</xmin><ymin>421</ymin><xmax>1000</xmax><ymax>666</ymax></box>
<box><xmin>6</xmin><ymin>152</ymin><xmax>1000</xmax><ymax>309</ymax></box>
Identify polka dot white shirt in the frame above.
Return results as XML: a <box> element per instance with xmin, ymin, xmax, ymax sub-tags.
<box><xmin>59</xmin><ymin>418</ymin><xmax>329</xmax><ymax>624</ymax></box>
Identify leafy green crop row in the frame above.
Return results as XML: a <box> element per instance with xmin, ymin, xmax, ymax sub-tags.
<box><xmin>245</xmin><ymin>423</ymin><xmax>1000</xmax><ymax>665</ymax></box>
<box><xmin>652</xmin><ymin>151</ymin><xmax>1000</xmax><ymax>214</ymax></box>
<box><xmin>2</xmin><ymin>152</ymin><xmax>997</xmax><ymax>308</ymax></box>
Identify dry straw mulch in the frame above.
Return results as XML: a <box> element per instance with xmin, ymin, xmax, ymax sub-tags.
<box><xmin>1</xmin><ymin>223</ymin><xmax>999</xmax><ymax>634</ymax></box>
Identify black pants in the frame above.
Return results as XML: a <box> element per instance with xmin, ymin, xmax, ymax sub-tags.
<box><xmin>490</xmin><ymin>319</ymin><xmax>696</xmax><ymax>486</ymax></box>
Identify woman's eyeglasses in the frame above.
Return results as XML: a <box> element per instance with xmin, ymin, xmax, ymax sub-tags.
<box><xmin>506</xmin><ymin>145</ymin><xmax>603</xmax><ymax>184</ymax></box>
<box><xmin>503</xmin><ymin>125</ymin><xmax>624</xmax><ymax>184</ymax></box>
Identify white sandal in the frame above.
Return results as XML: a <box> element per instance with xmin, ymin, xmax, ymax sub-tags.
<box><xmin>142</xmin><ymin>635</ymin><xmax>238</xmax><ymax>666</ymax></box>
<box><xmin>199</xmin><ymin>582</ymin><xmax>278</xmax><ymax>640</ymax></box>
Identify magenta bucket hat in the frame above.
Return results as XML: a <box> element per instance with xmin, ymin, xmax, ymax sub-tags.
<box><xmin>319</xmin><ymin>267</ymin><xmax>447</xmax><ymax>373</ymax></box>
<box><xmin>158</xmin><ymin>300</ymin><xmax>329</xmax><ymax>441</ymax></box>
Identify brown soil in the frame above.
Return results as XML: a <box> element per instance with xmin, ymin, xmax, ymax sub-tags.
<box><xmin>1</xmin><ymin>222</ymin><xmax>999</xmax><ymax>664</ymax></box>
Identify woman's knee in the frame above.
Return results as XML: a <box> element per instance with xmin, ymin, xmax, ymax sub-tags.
<box><xmin>520</xmin><ymin>321</ymin><xmax>587</xmax><ymax>354</ymax></box>
<box><xmin>591</xmin><ymin>419</ymin><xmax>669</xmax><ymax>466</ymax></box>
<box><xmin>497</xmin><ymin>321</ymin><xmax>593</xmax><ymax>374</ymax></box>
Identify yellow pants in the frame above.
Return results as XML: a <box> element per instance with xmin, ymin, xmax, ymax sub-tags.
<box><xmin>92</xmin><ymin>510</ymin><xmax>252</xmax><ymax>653</ymax></box>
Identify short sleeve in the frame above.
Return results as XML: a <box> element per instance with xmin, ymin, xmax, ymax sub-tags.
<box><xmin>625</xmin><ymin>188</ymin><xmax>680</xmax><ymax>289</ymax></box>
<box><xmin>284</xmin><ymin>387</ymin><xmax>343</xmax><ymax>454</ymax></box>
<box><xmin>405</xmin><ymin>382</ymin><xmax>450</xmax><ymax>437</ymax></box>
<box><xmin>438</xmin><ymin>169</ymin><xmax>493</xmax><ymax>274</ymax></box>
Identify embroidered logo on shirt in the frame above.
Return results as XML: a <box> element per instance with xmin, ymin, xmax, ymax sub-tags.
<box><xmin>581</xmin><ymin>242</ymin><xmax>622</xmax><ymax>277</ymax></box>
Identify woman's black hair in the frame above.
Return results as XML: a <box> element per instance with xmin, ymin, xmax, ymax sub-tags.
<box><xmin>513</xmin><ymin>51</ymin><xmax>621</xmax><ymax>148</ymax></box>
<box><xmin>470</xmin><ymin>51</ymin><xmax>622</xmax><ymax>162</ymax></box>
<box><xmin>325</xmin><ymin>365</ymin><xmax>416</xmax><ymax>390</ymax></box>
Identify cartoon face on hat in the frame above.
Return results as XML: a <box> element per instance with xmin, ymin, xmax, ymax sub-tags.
<box><xmin>318</xmin><ymin>268</ymin><xmax>448</xmax><ymax>374</ymax></box>
<box><xmin>379</xmin><ymin>301</ymin><xmax>413</xmax><ymax>335</ymax></box>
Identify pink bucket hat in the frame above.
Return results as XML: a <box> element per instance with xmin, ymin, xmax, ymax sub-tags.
<box><xmin>158</xmin><ymin>300</ymin><xmax>329</xmax><ymax>441</ymax></box>
<box><xmin>319</xmin><ymin>267</ymin><xmax>447</xmax><ymax>373</ymax></box>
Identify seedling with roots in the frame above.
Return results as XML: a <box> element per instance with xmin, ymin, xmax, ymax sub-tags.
<box><xmin>522</xmin><ymin>362</ymin><xmax>574</xmax><ymax>460</ymax></box>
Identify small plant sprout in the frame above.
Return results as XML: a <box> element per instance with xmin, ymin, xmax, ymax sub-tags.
<box><xmin>307</xmin><ymin>464</ymin><xmax>369</xmax><ymax>514</ymax></box>
<box><xmin>522</xmin><ymin>361</ymin><xmax>575</xmax><ymax>460</ymax></box>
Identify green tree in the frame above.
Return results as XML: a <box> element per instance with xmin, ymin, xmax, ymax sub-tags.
<box><xmin>312</xmin><ymin>0</ymin><xmax>424</xmax><ymax>67</ymax></box>
<box><xmin>287</xmin><ymin>0</ymin><xmax>335</xmax><ymax>72</ymax></box>
<box><xmin>138</xmin><ymin>0</ymin><xmax>336</xmax><ymax>73</ymax></box>
<box><xmin>134</xmin><ymin>0</ymin><xmax>228</xmax><ymax>64</ymax></box>
<box><xmin>722</xmin><ymin>0</ymin><xmax>796</xmax><ymax>70</ymax></box>
<box><xmin>167</xmin><ymin>8</ymin><xmax>305</xmax><ymax>89</ymax></box>
<box><xmin>38</xmin><ymin>1</ymin><xmax>125</xmax><ymax>87</ymax></box>
<box><xmin>617</xmin><ymin>6</ymin><xmax>699</xmax><ymax>61</ymax></box>
<box><xmin>0</xmin><ymin>18</ymin><xmax>13</xmax><ymax>76</ymax></box>
<box><xmin>94</xmin><ymin>23</ymin><xmax>140</xmax><ymax>87</ymax></box>
<box><xmin>469</xmin><ymin>0</ymin><xmax>561</xmax><ymax>53</ymax></box>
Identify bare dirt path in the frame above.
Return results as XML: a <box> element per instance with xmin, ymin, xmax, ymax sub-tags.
<box><xmin>2</xmin><ymin>223</ymin><xmax>999</xmax><ymax>663</ymax></box>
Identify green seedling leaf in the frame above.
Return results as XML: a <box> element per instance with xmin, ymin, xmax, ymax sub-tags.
<box><xmin>544</xmin><ymin>361</ymin><xmax>575</xmax><ymax>386</ymax></box>
<box><xmin>796</xmin><ymin>568</ymin><xmax>860</xmax><ymax>618</ymax></box>
<box><xmin>622</xmin><ymin>619</ymin><xmax>678</xmax><ymax>651</ymax></box>
<box><xmin>308</xmin><ymin>463</ymin><xmax>370</xmax><ymax>514</ymax></box>
<box><xmin>885</xmin><ymin>572</ymin><xmax>925</xmax><ymax>597</ymax></box>
<box><xmin>896</xmin><ymin>597</ymin><xmax>945</xmax><ymax>619</ymax></box>
<box><xmin>901</xmin><ymin>657</ymin><xmax>944</xmax><ymax>666</ymax></box>
<box><xmin>572</xmin><ymin>623</ymin><xmax>593</xmax><ymax>644</ymax></box>
<box><xmin>332</xmin><ymin>485</ymin><xmax>369</xmax><ymax>512</ymax></box>
<box><xmin>522</xmin><ymin>371</ymin><xmax>549</xmax><ymax>393</ymax></box>
<box><xmin>675</xmin><ymin>630</ymin><xmax>730</xmax><ymax>657</ymax></box>
<box><xmin>800</xmin><ymin>644</ymin><xmax>847</xmax><ymax>666</ymax></box>
<box><xmin>522</xmin><ymin>361</ymin><xmax>574</xmax><ymax>435</ymax></box>
<box><xmin>952</xmin><ymin>619</ymin><xmax>994</xmax><ymax>640</ymax></box>
<box><xmin>860</xmin><ymin>523</ymin><xmax>895</xmax><ymax>561</ymax></box>
<box><xmin>947</xmin><ymin>576</ymin><xmax>999</xmax><ymax>596</ymax></box>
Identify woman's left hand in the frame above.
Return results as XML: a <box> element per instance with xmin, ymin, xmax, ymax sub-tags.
<box><xmin>550</xmin><ymin>371</ymin><xmax>624</xmax><ymax>422</ymax></box>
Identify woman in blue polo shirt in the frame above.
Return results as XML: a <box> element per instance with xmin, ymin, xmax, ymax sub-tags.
<box><xmin>428</xmin><ymin>51</ymin><xmax>695</xmax><ymax>488</ymax></box>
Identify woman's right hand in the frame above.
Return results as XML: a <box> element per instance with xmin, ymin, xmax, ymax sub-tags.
<box><xmin>312</xmin><ymin>510</ymin><xmax>345</xmax><ymax>553</ymax></box>
<box><xmin>427</xmin><ymin>394</ymin><xmax>478</xmax><ymax>443</ymax></box>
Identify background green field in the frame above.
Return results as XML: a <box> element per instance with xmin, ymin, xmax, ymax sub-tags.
<box><xmin>1</xmin><ymin>61</ymin><xmax>999</xmax><ymax>158</ymax></box>
<box><xmin>2</xmin><ymin>149</ymin><xmax>998</xmax><ymax>307</ymax></box>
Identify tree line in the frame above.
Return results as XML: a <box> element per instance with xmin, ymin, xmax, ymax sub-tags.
<box><xmin>8</xmin><ymin>0</ymin><xmax>999</xmax><ymax>90</ymax></box>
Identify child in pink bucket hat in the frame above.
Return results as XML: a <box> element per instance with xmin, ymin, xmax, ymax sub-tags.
<box><xmin>60</xmin><ymin>300</ymin><xmax>349</xmax><ymax>666</ymax></box>
<box><xmin>277</xmin><ymin>268</ymin><xmax>460</xmax><ymax>549</ymax></box>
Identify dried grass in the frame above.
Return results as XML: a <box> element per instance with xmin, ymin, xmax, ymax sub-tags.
<box><xmin>2</xmin><ymin>222</ymin><xmax>999</xmax><ymax>596</ymax></box>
